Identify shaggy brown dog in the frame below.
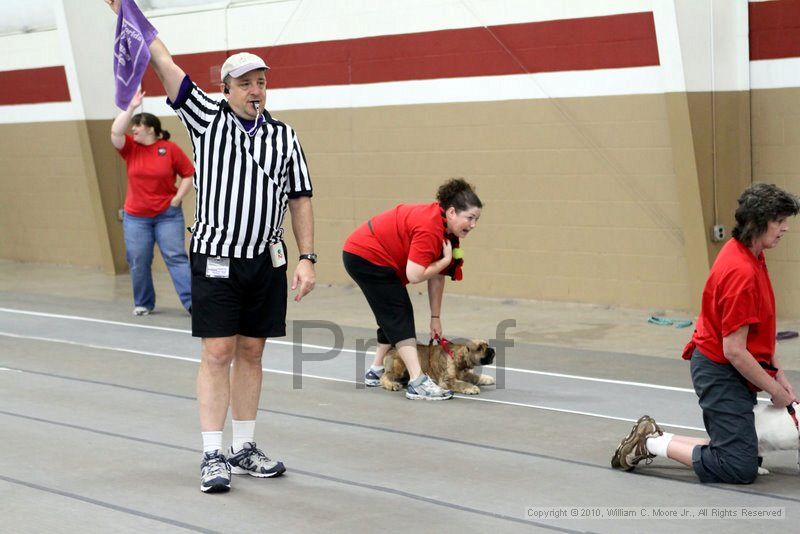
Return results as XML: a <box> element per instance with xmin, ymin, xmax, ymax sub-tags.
<box><xmin>379</xmin><ymin>339</ymin><xmax>496</xmax><ymax>394</ymax></box>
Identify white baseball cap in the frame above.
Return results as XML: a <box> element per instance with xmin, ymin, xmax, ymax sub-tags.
<box><xmin>220</xmin><ymin>52</ymin><xmax>269</xmax><ymax>82</ymax></box>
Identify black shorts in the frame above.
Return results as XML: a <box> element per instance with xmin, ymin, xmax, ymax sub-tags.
<box><xmin>342</xmin><ymin>251</ymin><xmax>415</xmax><ymax>345</ymax></box>
<box><xmin>191</xmin><ymin>250</ymin><xmax>287</xmax><ymax>338</ymax></box>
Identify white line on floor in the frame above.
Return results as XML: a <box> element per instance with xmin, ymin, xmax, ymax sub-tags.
<box><xmin>0</xmin><ymin>330</ymin><xmax>706</xmax><ymax>431</ymax></box>
<box><xmin>0</xmin><ymin>306</ymin><xmax>694</xmax><ymax>393</ymax></box>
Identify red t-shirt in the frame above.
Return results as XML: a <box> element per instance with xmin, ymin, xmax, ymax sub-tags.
<box><xmin>343</xmin><ymin>202</ymin><xmax>445</xmax><ymax>285</ymax></box>
<box><xmin>684</xmin><ymin>238</ymin><xmax>776</xmax><ymax>368</ymax></box>
<box><xmin>117</xmin><ymin>135</ymin><xmax>194</xmax><ymax>217</ymax></box>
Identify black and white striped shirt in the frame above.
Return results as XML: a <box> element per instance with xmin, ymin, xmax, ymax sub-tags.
<box><xmin>170</xmin><ymin>79</ymin><xmax>312</xmax><ymax>259</ymax></box>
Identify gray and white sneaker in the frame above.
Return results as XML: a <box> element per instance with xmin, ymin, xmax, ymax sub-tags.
<box><xmin>364</xmin><ymin>366</ymin><xmax>384</xmax><ymax>387</ymax></box>
<box><xmin>133</xmin><ymin>306</ymin><xmax>150</xmax><ymax>316</ymax></box>
<box><xmin>406</xmin><ymin>375</ymin><xmax>453</xmax><ymax>400</ymax></box>
<box><xmin>200</xmin><ymin>451</ymin><xmax>231</xmax><ymax>493</ymax></box>
<box><xmin>228</xmin><ymin>442</ymin><xmax>286</xmax><ymax>478</ymax></box>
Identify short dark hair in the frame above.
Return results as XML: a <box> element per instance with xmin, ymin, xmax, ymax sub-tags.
<box><xmin>131</xmin><ymin>112</ymin><xmax>170</xmax><ymax>140</ymax></box>
<box><xmin>731</xmin><ymin>182</ymin><xmax>799</xmax><ymax>246</ymax></box>
<box><xmin>436</xmin><ymin>178</ymin><xmax>482</xmax><ymax>212</ymax></box>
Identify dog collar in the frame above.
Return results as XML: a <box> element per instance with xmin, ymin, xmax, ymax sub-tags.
<box><xmin>431</xmin><ymin>333</ymin><xmax>455</xmax><ymax>359</ymax></box>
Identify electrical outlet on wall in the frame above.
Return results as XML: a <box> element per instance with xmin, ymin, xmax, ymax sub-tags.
<box><xmin>712</xmin><ymin>224</ymin><xmax>726</xmax><ymax>242</ymax></box>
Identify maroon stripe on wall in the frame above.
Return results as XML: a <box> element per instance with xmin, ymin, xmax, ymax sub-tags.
<box><xmin>750</xmin><ymin>0</ymin><xmax>800</xmax><ymax>60</ymax></box>
<box><xmin>0</xmin><ymin>12</ymin><xmax>658</xmax><ymax>105</ymax></box>
<box><xmin>0</xmin><ymin>66</ymin><xmax>70</xmax><ymax>105</ymax></box>
<box><xmin>143</xmin><ymin>12</ymin><xmax>658</xmax><ymax>95</ymax></box>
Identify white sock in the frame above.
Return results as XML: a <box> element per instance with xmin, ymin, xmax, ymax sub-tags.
<box><xmin>646</xmin><ymin>432</ymin><xmax>674</xmax><ymax>458</ymax></box>
<box><xmin>232</xmin><ymin>419</ymin><xmax>256</xmax><ymax>452</ymax></box>
<box><xmin>202</xmin><ymin>431</ymin><xmax>223</xmax><ymax>454</ymax></box>
<box><xmin>370</xmin><ymin>365</ymin><xmax>384</xmax><ymax>373</ymax></box>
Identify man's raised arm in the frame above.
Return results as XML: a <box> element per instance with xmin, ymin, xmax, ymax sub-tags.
<box><xmin>105</xmin><ymin>0</ymin><xmax>185</xmax><ymax>102</ymax></box>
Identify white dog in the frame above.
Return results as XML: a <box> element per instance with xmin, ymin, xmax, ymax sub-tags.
<box><xmin>754</xmin><ymin>404</ymin><xmax>799</xmax><ymax>474</ymax></box>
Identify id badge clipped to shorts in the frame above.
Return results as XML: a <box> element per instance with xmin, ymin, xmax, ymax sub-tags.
<box><xmin>205</xmin><ymin>256</ymin><xmax>230</xmax><ymax>279</ymax></box>
<box><xmin>269</xmin><ymin>241</ymin><xmax>286</xmax><ymax>268</ymax></box>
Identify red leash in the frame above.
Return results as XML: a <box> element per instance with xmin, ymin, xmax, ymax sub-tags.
<box><xmin>430</xmin><ymin>333</ymin><xmax>455</xmax><ymax>359</ymax></box>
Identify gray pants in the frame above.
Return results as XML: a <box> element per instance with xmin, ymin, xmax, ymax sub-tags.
<box><xmin>690</xmin><ymin>351</ymin><xmax>759</xmax><ymax>484</ymax></box>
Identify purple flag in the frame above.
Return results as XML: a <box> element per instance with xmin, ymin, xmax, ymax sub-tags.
<box><xmin>113</xmin><ymin>0</ymin><xmax>158</xmax><ymax>110</ymax></box>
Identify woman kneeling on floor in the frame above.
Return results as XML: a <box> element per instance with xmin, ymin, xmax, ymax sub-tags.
<box><xmin>612</xmin><ymin>182</ymin><xmax>799</xmax><ymax>483</ymax></box>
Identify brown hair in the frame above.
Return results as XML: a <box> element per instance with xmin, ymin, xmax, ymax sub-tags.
<box><xmin>131</xmin><ymin>112</ymin><xmax>171</xmax><ymax>140</ymax></box>
<box><xmin>731</xmin><ymin>183</ymin><xmax>799</xmax><ymax>246</ymax></box>
<box><xmin>436</xmin><ymin>178</ymin><xmax>482</xmax><ymax>212</ymax></box>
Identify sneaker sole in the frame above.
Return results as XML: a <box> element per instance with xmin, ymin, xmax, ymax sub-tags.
<box><xmin>364</xmin><ymin>380</ymin><xmax>381</xmax><ymax>387</ymax></box>
<box><xmin>230</xmin><ymin>464</ymin><xmax>286</xmax><ymax>478</ymax></box>
<box><xmin>611</xmin><ymin>416</ymin><xmax>659</xmax><ymax>471</ymax></box>
<box><xmin>611</xmin><ymin>441</ymin><xmax>635</xmax><ymax>471</ymax></box>
<box><xmin>405</xmin><ymin>392</ymin><xmax>453</xmax><ymax>400</ymax></box>
<box><xmin>611</xmin><ymin>420</ymin><xmax>640</xmax><ymax>470</ymax></box>
<box><xmin>200</xmin><ymin>481</ymin><xmax>231</xmax><ymax>493</ymax></box>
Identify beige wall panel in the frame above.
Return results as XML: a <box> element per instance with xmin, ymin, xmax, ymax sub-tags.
<box><xmin>85</xmin><ymin>119</ymin><xmax>128</xmax><ymax>273</ymax></box>
<box><xmin>0</xmin><ymin>121</ymin><xmax>105</xmax><ymax>267</ymax></box>
<box><xmin>752</xmin><ymin>117</ymin><xmax>784</xmax><ymax>147</ymax></box>
<box><xmin>347</xmin><ymin>100</ymin><xmax>567</xmax><ymax>130</ymax></box>
<box><xmin>767</xmin><ymin>260</ymin><xmax>800</xmax><ymax>318</ymax></box>
<box><xmin>663</xmin><ymin>92</ymin><xmax>716</xmax><ymax>314</ymax></box>
<box><xmin>781</xmin><ymin>233</ymin><xmax>800</xmax><ymax>262</ymax></box>
<box><xmin>601</xmin><ymin>148</ymin><xmax>677</xmax><ymax>176</ymax></box>
<box><xmin>275</xmin><ymin>95</ymin><xmax>692</xmax><ymax>309</ymax></box>
<box><xmin>752</xmin><ymin>87</ymin><xmax>800</xmax><ymax>318</ymax></box>
<box><xmin>782</xmin><ymin>121</ymin><xmax>800</xmax><ymax>146</ymax></box>
<box><xmin>683</xmin><ymin>94</ymin><xmax>717</xmax><ymax>241</ymax></box>
<box><xmin>350</xmin><ymin>123</ymin><xmax>589</xmax><ymax>152</ymax></box>
<box><xmin>578</xmin><ymin>121</ymin><xmax>673</xmax><ymax>149</ymax></box>
<box><xmin>755</xmin><ymin>146</ymin><xmax>800</xmax><ymax>174</ymax></box>
<box><xmin>556</xmin><ymin>96</ymin><xmax>669</xmax><ymax>122</ymax></box>
<box><xmin>752</xmin><ymin>88</ymin><xmax>800</xmax><ymax>118</ymax></box>
<box><xmin>2</xmin><ymin>93</ymin><xmax>700</xmax><ymax>310</ymax></box>
<box><xmin>711</xmin><ymin>92</ymin><xmax>752</xmax><ymax>219</ymax></box>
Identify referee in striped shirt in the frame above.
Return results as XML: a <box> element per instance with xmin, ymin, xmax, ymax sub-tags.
<box><xmin>104</xmin><ymin>0</ymin><xmax>314</xmax><ymax>494</ymax></box>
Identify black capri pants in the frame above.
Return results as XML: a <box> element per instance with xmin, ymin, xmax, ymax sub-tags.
<box><xmin>342</xmin><ymin>251</ymin><xmax>416</xmax><ymax>345</ymax></box>
<box><xmin>690</xmin><ymin>349</ymin><xmax>759</xmax><ymax>484</ymax></box>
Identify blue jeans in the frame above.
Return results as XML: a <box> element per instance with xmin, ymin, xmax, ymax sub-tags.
<box><xmin>123</xmin><ymin>206</ymin><xmax>192</xmax><ymax>311</ymax></box>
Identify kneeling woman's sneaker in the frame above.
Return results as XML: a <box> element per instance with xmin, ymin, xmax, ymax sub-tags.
<box><xmin>228</xmin><ymin>442</ymin><xmax>286</xmax><ymax>478</ymax></box>
<box><xmin>406</xmin><ymin>375</ymin><xmax>453</xmax><ymax>400</ymax></box>
<box><xmin>611</xmin><ymin>415</ymin><xmax>663</xmax><ymax>471</ymax></box>
<box><xmin>200</xmin><ymin>451</ymin><xmax>231</xmax><ymax>493</ymax></box>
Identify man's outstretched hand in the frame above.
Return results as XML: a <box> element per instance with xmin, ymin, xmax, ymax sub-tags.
<box><xmin>105</xmin><ymin>0</ymin><xmax>122</xmax><ymax>15</ymax></box>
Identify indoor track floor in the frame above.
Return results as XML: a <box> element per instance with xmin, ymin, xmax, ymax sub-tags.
<box><xmin>1</xmin><ymin>262</ymin><xmax>798</xmax><ymax>533</ymax></box>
